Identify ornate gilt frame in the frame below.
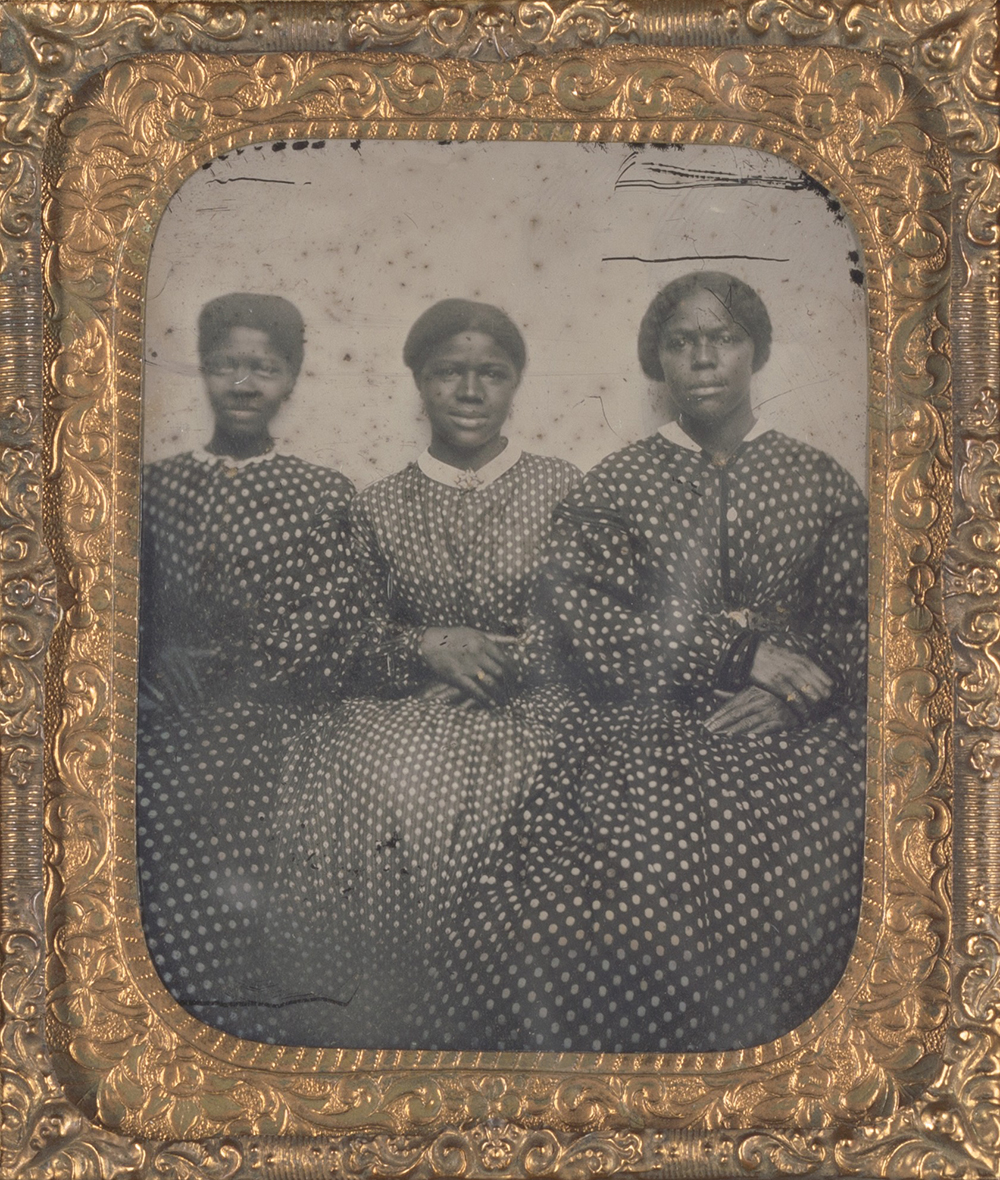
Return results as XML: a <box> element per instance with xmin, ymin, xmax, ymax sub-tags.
<box><xmin>1</xmin><ymin>3</ymin><xmax>997</xmax><ymax>1177</ymax></box>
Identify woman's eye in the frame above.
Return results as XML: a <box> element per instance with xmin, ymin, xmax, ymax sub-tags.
<box><xmin>206</xmin><ymin>357</ymin><xmax>284</xmax><ymax>376</ymax></box>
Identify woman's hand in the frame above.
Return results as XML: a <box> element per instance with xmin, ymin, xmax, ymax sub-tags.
<box><xmin>418</xmin><ymin>626</ymin><xmax>518</xmax><ymax>706</ymax></box>
<box><xmin>750</xmin><ymin>640</ymin><xmax>833</xmax><ymax>720</ymax></box>
<box><xmin>705</xmin><ymin>686</ymin><xmax>799</xmax><ymax>737</ymax></box>
<box><xmin>145</xmin><ymin>644</ymin><xmax>219</xmax><ymax>712</ymax></box>
<box><xmin>417</xmin><ymin>682</ymin><xmax>481</xmax><ymax>711</ymax></box>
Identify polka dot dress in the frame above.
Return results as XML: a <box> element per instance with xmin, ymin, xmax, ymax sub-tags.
<box><xmin>421</xmin><ymin>427</ymin><xmax>868</xmax><ymax>1053</ymax></box>
<box><xmin>239</xmin><ymin>450</ymin><xmax>579</xmax><ymax>1047</ymax></box>
<box><xmin>136</xmin><ymin>449</ymin><xmax>356</xmax><ymax>1012</ymax></box>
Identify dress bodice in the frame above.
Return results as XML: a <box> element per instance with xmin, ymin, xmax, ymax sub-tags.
<box><xmin>140</xmin><ymin>449</ymin><xmax>355</xmax><ymax>702</ymax></box>
<box><xmin>354</xmin><ymin>452</ymin><xmax>578</xmax><ymax>634</ymax></box>
<box><xmin>548</xmin><ymin>429</ymin><xmax>868</xmax><ymax>704</ymax></box>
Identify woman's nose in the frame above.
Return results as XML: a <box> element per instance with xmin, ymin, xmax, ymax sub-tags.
<box><xmin>456</xmin><ymin>371</ymin><xmax>484</xmax><ymax>399</ymax></box>
<box><xmin>229</xmin><ymin>365</ymin><xmax>261</xmax><ymax>391</ymax></box>
<box><xmin>691</xmin><ymin>337</ymin><xmax>717</xmax><ymax>367</ymax></box>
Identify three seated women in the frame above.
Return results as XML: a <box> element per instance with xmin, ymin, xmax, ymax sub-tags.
<box><xmin>138</xmin><ymin>273</ymin><xmax>867</xmax><ymax>1052</ymax></box>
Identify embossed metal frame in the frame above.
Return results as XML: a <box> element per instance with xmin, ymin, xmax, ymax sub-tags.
<box><xmin>1</xmin><ymin>3</ymin><xmax>998</xmax><ymax>1178</ymax></box>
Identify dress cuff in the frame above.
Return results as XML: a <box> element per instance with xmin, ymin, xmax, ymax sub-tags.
<box><xmin>715</xmin><ymin>628</ymin><xmax>761</xmax><ymax>692</ymax></box>
<box><xmin>385</xmin><ymin>623</ymin><xmax>429</xmax><ymax>691</ymax></box>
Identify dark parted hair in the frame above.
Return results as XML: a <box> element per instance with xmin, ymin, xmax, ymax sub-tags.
<box><xmin>637</xmin><ymin>271</ymin><xmax>772</xmax><ymax>381</ymax></box>
<box><xmin>403</xmin><ymin>298</ymin><xmax>527</xmax><ymax>377</ymax></box>
<box><xmin>198</xmin><ymin>293</ymin><xmax>306</xmax><ymax>377</ymax></box>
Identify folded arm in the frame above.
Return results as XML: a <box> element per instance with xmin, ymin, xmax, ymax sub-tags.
<box><xmin>252</xmin><ymin>489</ymin><xmax>360</xmax><ymax>699</ymax></box>
<box><xmin>546</xmin><ymin>496</ymin><xmax>755</xmax><ymax>699</ymax></box>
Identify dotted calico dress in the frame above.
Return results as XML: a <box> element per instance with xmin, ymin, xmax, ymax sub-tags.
<box><xmin>243</xmin><ymin>447</ymin><xmax>579</xmax><ymax>1047</ymax></box>
<box><xmin>421</xmin><ymin>423</ymin><xmax>868</xmax><ymax>1054</ymax></box>
<box><xmin>136</xmin><ymin>449</ymin><xmax>356</xmax><ymax>1016</ymax></box>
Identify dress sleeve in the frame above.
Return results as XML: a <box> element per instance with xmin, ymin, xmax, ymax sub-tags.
<box><xmin>341</xmin><ymin>496</ymin><xmax>430</xmax><ymax>698</ymax></box>
<box><xmin>502</xmin><ymin>612</ymin><xmax>571</xmax><ymax>693</ymax></box>
<box><xmin>137</xmin><ymin>465</ymin><xmax>208</xmax><ymax>705</ymax></box>
<box><xmin>251</xmin><ymin>476</ymin><xmax>361</xmax><ymax>701</ymax></box>
<box><xmin>503</xmin><ymin>457</ymin><xmax>584</xmax><ymax>693</ymax></box>
<box><xmin>765</xmin><ymin>502</ymin><xmax>869</xmax><ymax>709</ymax></box>
<box><xmin>546</xmin><ymin>471</ymin><xmax>752</xmax><ymax>698</ymax></box>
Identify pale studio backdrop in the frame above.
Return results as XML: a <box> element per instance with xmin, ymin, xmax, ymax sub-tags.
<box><xmin>143</xmin><ymin>141</ymin><xmax>869</xmax><ymax>489</ymax></box>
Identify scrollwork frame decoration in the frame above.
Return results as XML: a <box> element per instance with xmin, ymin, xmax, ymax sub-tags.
<box><xmin>1</xmin><ymin>2</ymin><xmax>997</xmax><ymax>1177</ymax></box>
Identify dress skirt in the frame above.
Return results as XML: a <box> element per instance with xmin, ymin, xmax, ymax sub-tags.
<box><xmin>418</xmin><ymin>693</ymin><xmax>865</xmax><ymax>1052</ymax></box>
<box><xmin>255</xmin><ymin>684</ymin><xmax>570</xmax><ymax>1046</ymax></box>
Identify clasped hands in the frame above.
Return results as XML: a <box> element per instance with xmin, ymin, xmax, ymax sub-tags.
<box><xmin>417</xmin><ymin>626</ymin><xmax>519</xmax><ymax>709</ymax></box>
<box><xmin>705</xmin><ymin>640</ymin><xmax>834</xmax><ymax>738</ymax></box>
<box><xmin>141</xmin><ymin>643</ymin><xmax>220</xmax><ymax>713</ymax></box>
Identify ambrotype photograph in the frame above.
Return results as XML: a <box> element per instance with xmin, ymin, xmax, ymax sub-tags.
<box><xmin>136</xmin><ymin>140</ymin><xmax>870</xmax><ymax>1054</ymax></box>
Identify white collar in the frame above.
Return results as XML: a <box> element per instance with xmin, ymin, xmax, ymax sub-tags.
<box><xmin>417</xmin><ymin>442</ymin><xmax>523</xmax><ymax>490</ymax></box>
<box><xmin>657</xmin><ymin>415</ymin><xmax>773</xmax><ymax>453</ymax></box>
<box><xmin>191</xmin><ymin>446</ymin><xmax>279</xmax><ymax>470</ymax></box>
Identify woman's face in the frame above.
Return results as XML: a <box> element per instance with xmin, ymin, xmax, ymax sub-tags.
<box><xmin>416</xmin><ymin>330</ymin><xmax>520</xmax><ymax>458</ymax></box>
<box><xmin>656</xmin><ymin>288</ymin><xmax>756</xmax><ymax>428</ymax></box>
<box><xmin>202</xmin><ymin>326</ymin><xmax>295</xmax><ymax>440</ymax></box>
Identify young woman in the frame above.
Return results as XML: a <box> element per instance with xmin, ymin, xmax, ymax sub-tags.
<box><xmin>137</xmin><ymin>293</ymin><xmax>357</xmax><ymax>1020</ymax></box>
<box><xmin>249</xmin><ymin>298</ymin><xmax>579</xmax><ymax>1047</ymax></box>
<box><xmin>426</xmin><ymin>272</ymin><xmax>868</xmax><ymax>1054</ymax></box>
